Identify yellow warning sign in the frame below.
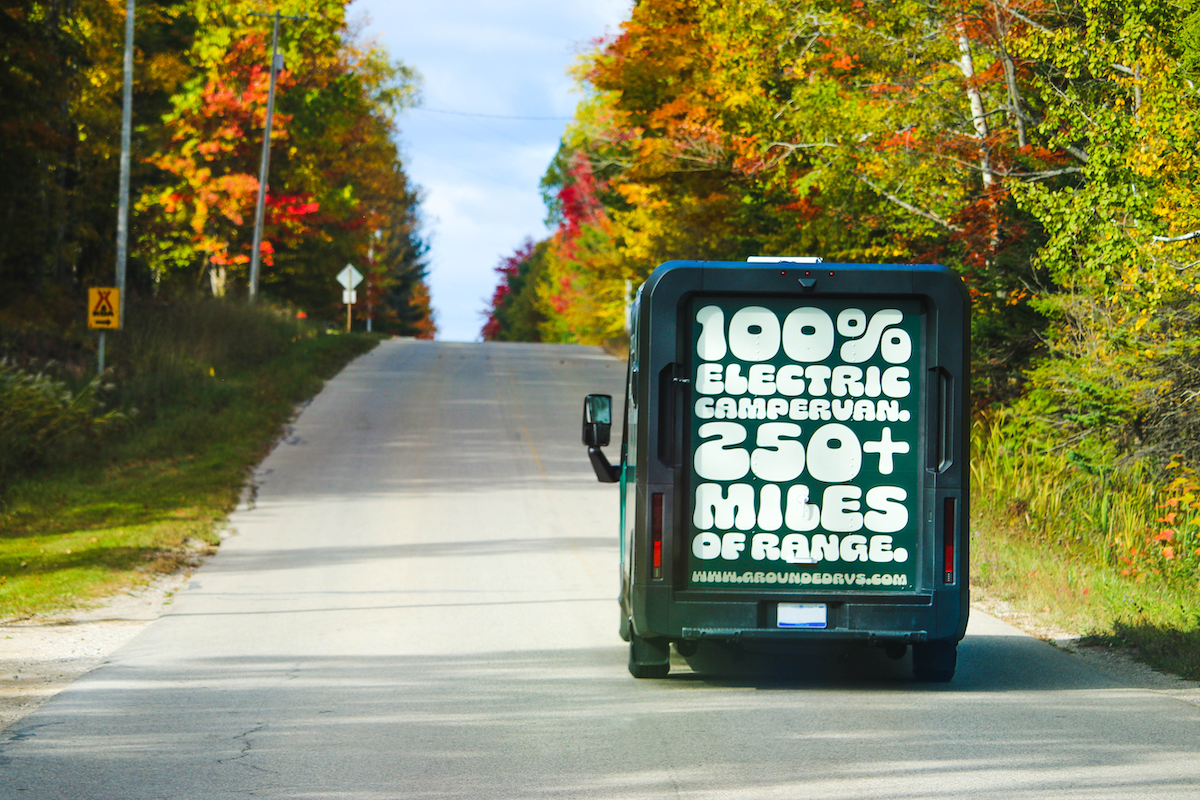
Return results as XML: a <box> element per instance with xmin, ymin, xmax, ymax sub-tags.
<box><xmin>88</xmin><ymin>287</ymin><xmax>120</xmax><ymax>330</ymax></box>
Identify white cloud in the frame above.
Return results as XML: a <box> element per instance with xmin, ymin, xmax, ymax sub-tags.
<box><xmin>350</xmin><ymin>0</ymin><xmax>630</xmax><ymax>341</ymax></box>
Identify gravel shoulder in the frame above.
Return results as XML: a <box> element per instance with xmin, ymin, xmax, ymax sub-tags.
<box><xmin>0</xmin><ymin>571</ymin><xmax>194</xmax><ymax>732</ymax></box>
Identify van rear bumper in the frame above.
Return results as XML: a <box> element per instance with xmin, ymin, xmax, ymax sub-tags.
<box><xmin>633</xmin><ymin>585</ymin><xmax>967</xmax><ymax>643</ymax></box>
<box><xmin>680</xmin><ymin>627</ymin><xmax>928</xmax><ymax>642</ymax></box>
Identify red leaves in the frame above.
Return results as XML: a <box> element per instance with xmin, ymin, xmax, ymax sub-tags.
<box><xmin>482</xmin><ymin>238</ymin><xmax>538</xmax><ymax>341</ymax></box>
<box><xmin>144</xmin><ymin>32</ymin><xmax>313</xmax><ymax>280</ymax></box>
<box><xmin>266</xmin><ymin>192</ymin><xmax>320</xmax><ymax>220</ymax></box>
<box><xmin>1121</xmin><ymin>464</ymin><xmax>1200</xmax><ymax>576</ymax></box>
<box><xmin>782</xmin><ymin>187</ymin><xmax>823</xmax><ymax>223</ymax></box>
<box><xmin>828</xmin><ymin>54</ymin><xmax>856</xmax><ymax>72</ymax></box>
<box><xmin>558</xmin><ymin>155</ymin><xmax>606</xmax><ymax>244</ymax></box>
<box><xmin>877</xmin><ymin>128</ymin><xmax>917</xmax><ymax>151</ymax></box>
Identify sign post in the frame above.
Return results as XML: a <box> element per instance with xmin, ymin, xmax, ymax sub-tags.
<box><xmin>88</xmin><ymin>287</ymin><xmax>121</xmax><ymax>374</ymax></box>
<box><xmin>337</xmin><ymin>264</ymin><xmax>363</xmax><ymax>333</ymax></box>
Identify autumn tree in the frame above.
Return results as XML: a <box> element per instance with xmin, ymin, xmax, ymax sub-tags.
<box><xmin>0</xmin><ymin>0</ymin><xmax>432</xmax><ymax>335</ymax></box>
<box><xmin>134</xmin><ymin>0</ymin><xmax>429</xmax><ymax>325</ymax></box>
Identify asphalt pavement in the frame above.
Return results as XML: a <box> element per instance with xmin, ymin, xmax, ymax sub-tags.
<box><xmin>1</xmin><ymin>339</ymin><xmax>1197</xmax><ymax>799</ymax></box>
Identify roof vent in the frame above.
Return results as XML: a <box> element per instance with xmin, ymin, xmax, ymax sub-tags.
<box><xmin>747</xmin><ymin>256</ymin><xmax>823</xmax><ymax>263</ymax></box>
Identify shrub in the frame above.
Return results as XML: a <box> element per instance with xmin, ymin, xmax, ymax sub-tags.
<box><xmin>0</xmin><ymin>360</ymin><xmax>122</xmax><ymax>491</ymax></box>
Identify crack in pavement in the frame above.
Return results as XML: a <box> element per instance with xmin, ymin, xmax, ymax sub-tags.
<box><xmin>218</xmin><ymin>724</ymin><xmax>274</xmax><ymax>773</ymax></box>
<box><xmin>0</xmin><ymin>720</ymin><xmax>65</xmax><ymax>765</ymax></box>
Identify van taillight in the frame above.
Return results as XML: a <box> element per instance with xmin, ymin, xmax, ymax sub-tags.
<box><xmin>651</xmin><ymin>493</ymin><xmax>663</xmax><ymax>580</ymax></box>
<box><xmin>943</xmin><ymin>497</ymin><xmax>956</xmax><ymax>584</ymax></box>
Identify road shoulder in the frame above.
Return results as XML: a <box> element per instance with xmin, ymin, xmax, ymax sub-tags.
<box><xmin>0</xmin><ymin>571</ymin><xmax>193</xmax><ymax>732</ymax></box>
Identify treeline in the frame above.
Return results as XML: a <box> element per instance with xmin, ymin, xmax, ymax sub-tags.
<box><xmin>487</xmin><ymin>0</ymin><xmax>1200</xmax><ymax>470</ymax></box>
<box><xmin>1</xmin><ymin>0</ymin><xmax>433</xmax><ymax>334</ymax></box>
<box><xmin>483</xmin><ymin>0</ymin><xmax>1200</xmax><ymax>594</ymax></box>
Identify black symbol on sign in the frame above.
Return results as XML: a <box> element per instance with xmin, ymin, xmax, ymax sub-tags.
<box><xmin>93</xmin><ymin>290</ymin><xmax>114</xmax><ymax>316</ymax></box>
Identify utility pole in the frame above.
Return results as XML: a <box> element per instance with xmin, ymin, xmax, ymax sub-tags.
<box><xmin>366</xmin><ymin>236</ymin><xmax>375</xmax><ymax>333</ymax></box>
<box><xmin>247</xmin><ymin>10</ymin><xmax>306</xmax><ymax>302</ymax></box>
<box><xmin>104</xmin><ymin>0</ymin><xmax>135</xmax><ymax>374</ymax></box>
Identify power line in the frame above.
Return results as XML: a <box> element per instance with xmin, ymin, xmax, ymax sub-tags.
<box><xmin>413</xmin><ymin>107</ymin><xmax>573</xmax><ymax>122</ymax></box>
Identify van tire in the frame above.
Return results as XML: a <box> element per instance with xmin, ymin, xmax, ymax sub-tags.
<box><xmin>629</xmin><ymin>661</ymin><xmax>670</xmax><ymax>679</ymax></box>
<box><xmin>629</xmin><ymin>633</ymin><xmax>670</xmax><ymax>678</ymax></box>
<box><xmin>912</xmin><ymin>640</ymin><xmax>957</xmax><ymax>682</ymax></box>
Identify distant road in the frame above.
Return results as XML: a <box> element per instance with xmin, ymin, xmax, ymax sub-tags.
<box><xmin>2</xmin><ymin>340</ymin><xmax>1198</xmax><ymax>799</ymax></box>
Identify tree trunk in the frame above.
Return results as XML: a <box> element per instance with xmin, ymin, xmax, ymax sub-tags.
<box><xmin>209</xmin><ymin>264</ymin><xmax>227</xmax><ymax>297</ymax></box>
<box><xmin>994</xmin><ymin>3</ymin><xmax>1028</xmax><ymax>148</ymax></box>
<box><xmin>956</xmin><ymin>19</ymin><xmax>1001</xmax><ymax>258</ymax></box>
<box><xmin>957</xmin><ymin>29</ymin><xmax>994</xmax><ymax>189</ymax></box>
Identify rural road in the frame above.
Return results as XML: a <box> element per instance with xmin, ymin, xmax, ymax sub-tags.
<box><xmin>1</xmin><ymin>339</ymin><xmax>1198</xmax><ymax>799</ymax></box>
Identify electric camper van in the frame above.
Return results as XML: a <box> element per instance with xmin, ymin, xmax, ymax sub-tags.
<box><xmin>582</xmin><ymin>259</ymin><xmax>969</xmax><ymax>680</ymax></box>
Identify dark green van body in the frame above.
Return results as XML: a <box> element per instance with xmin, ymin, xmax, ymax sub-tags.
<box><xmin>607</xmin><ymin>260</ymin><xmax>970</xmax><ymax>679</ymax></box>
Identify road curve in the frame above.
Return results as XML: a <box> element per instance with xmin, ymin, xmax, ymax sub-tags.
<box><xmin>1</xmin><ymin>339</ymin><xmax>1198</xmax><ymax>799</ymax></box>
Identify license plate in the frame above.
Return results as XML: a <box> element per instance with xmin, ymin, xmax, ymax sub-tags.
<box><xmin>778</xmin><ymin>602</ymin><xmax>827</xmax><ymax>629</ymax></box>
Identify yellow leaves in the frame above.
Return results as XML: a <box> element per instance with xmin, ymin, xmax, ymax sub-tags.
<box><xmin>614</xmin><ymin>182</ymin><xmax>663</xmax><ymax>209</ymax></box>
<box><xmin>723</xmin><ymin>90</ymin><xmax>757</xmax><ymax>110</ymax></box>
<box><xmin>534</xmin><ymin>219</ymin><xmax>628</xmax><ymax>345</ymax></box>
<box><xmin>191</xmin><ymin>200</ymin><xmax>208</xmax><ymax>234</ymax></box>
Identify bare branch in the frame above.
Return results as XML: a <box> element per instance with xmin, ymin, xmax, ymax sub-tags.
<box><xmin>1004</xmin><ymin>166</ymin><xmax>1085</xmax><ymax>180</ymax></box>
<box><xmin>1047</xmin><ymin>81</ymin><xmax>1099</xmax><ymax>129</ymax></box>
<box><xmin>767</xmin><ymin>140</ymin><xmax>839</xmax><ymax>154</ymax></box>
<box><xmin>1153</xmin><ymin>230</ymin><xmax>1200</xmax><ymax>244</ymax></box>
<box><xmin>994</xmin><ymin>3</ymin><xmax>1028</xmax><ymax>147</ymax></box>
<box><xmin>1064</xmin><ymin>144</ymin><xmax>1090</xmax><ymax>164</ymax></box>
<box><xmin>956</xmin><ymin>26</ymin><xmax>995</xmax><ymax>189</ymax></box>
<box><xmin>849</xmin><ymin>170</ymin><xmax>964</xmax><ymax>232</ymax></box>
<box><xmin>998</xmin><ymin>3</ymin><xmax>1052</xmax><ymax>33</ymax></box>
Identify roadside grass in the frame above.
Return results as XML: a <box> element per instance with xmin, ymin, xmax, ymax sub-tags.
<box><xmin>972</xmin><ymin>420</ymin><xmax>1200</xmax><ymax>680</ymax></box>
<box><xmin>0</xmin><ymin>298</ymin><xmax>378</xmax><ymax>620</ymax></box>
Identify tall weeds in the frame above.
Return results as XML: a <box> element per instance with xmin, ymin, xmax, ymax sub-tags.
<box><xmin>971</xmin><ymin>416</ymin><xmax>1199</xmax><ymax>592</ymax></box>
<box><xmin>0</xmin><ymin>295</ymin><xmax>320</xmax><ymax>492</ymax></box>
<box><xmin>107</xmin><ymin>296</ymin><xmax>310</xmax><ymax>420</ymax></box>
<box><xmin>0</xmin><ymin>361</ymin><xmax>122</xmax><ymax>491</ymax></box>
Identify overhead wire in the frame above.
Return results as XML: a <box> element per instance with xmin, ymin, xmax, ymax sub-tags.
<box><xmin>412</xmin><ymin>107</ymin><xmax>573</xmax><ymax>122</ymax></box>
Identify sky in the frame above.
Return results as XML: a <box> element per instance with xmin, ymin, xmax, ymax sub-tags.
<box><xmin>349</xmin><ymin>0</ymin><xmax>632</xmax><ymax>342</ymax></box>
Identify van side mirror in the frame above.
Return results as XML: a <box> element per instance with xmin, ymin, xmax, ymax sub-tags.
<box><xmin>582</xmin><ymin>394</ymin><xmax>620</xmax><ymax>483</ymax></box>
<box><xmin>582</xmin><ymin>394</ymin><xmax>612</xmax><ymax>447</ymax></box>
